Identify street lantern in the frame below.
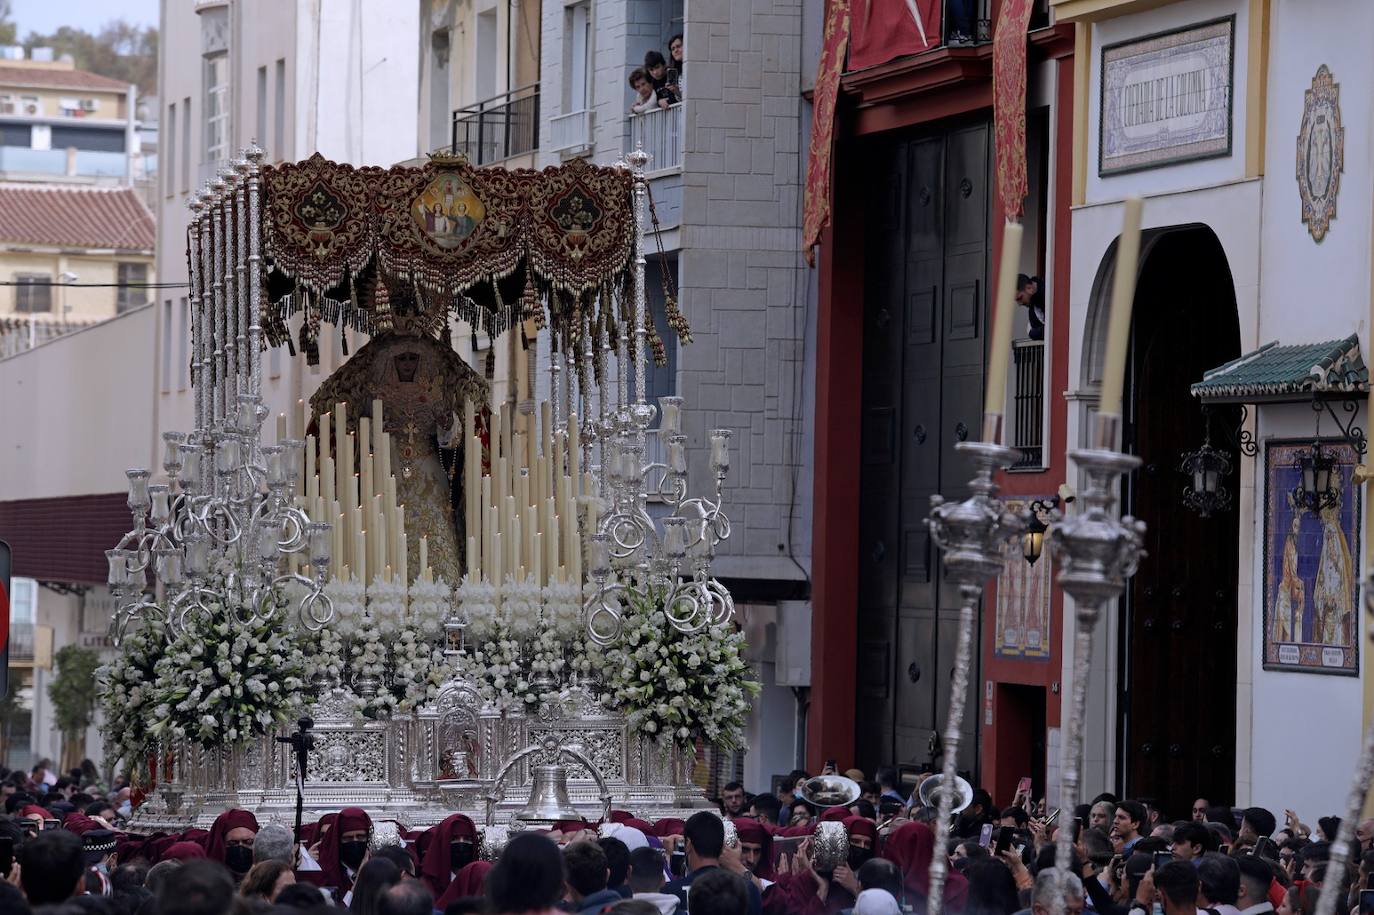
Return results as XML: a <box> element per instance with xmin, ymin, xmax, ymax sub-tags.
<box><xmin>1022</xmin><ymin>497</ymin><xmax>1059</xmax><ymax>565</ymax></box>
<box><xmin>1294</xmin><ymin>440</ymin><xmax>1339</xmax><ymax>511</ymax></box>
<box><xmin>1180</xmin><ymin>409</ymin><xmax>1234</xmax><ymax>518</ymax></box>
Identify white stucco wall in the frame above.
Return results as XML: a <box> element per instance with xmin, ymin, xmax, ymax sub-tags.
<box><xmin>1245</xmin><ymin>0</ymin><xmax>1374</xmax><ymax>819</ymax></box>
<box><xmin>1085</xmin><ymin>0</ymin><xmax>1250</xmax><ymax>206</ymax></box>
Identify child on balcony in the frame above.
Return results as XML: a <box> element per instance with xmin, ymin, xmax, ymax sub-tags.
<box><xmin>629</xmin><ymin>68</ymin><xmax>669</xmax><ymax>115</ymax></box>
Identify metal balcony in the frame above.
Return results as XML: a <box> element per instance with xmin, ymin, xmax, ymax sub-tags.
<box><xmin>451</xmin><ymin>84</ymin><xmax>540</xmax><ymax>166</ymax></box>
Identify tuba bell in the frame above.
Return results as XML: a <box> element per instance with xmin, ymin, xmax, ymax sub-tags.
<box><xmin>916</xmin><ymin>773</ymin><xmax>974</xmax><ymax>813</ymax></box>
<box><xmin>800</xmin><ymin>774</ymin><xmax>862</xmax><ymax>809</ymax></box>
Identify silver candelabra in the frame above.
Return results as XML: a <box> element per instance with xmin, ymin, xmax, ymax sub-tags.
<box><xmin>1314</xmin><ymin>588</ymin><xmax>1374</xmax><ymax>915</ymax></box>
<box><xmin>107</xmin><ymin>145</ymin><xmax>334</xmax><ymax>644</ymax></box>
<box><xmin>581</xmin><ymin>147</ymin><xmax>734</xmax><ymax>647</ymax></box>
<box><xmin>1048</xmin><ymin>414</ymin><xmax>1145</xmax><ymax>909</ymax></box>
<box><xmin>923</xmin><ymin>415</ymin><xmax>1026</xmax><ymax>915</ymax></box>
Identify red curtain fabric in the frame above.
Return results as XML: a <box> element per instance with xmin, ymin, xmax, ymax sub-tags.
<box><xmin>803</xmin><ymin>0</ymin><xmax>852</xmax><ymax>264</ymax></box>
<box><xmin>849</xmin><ymin>0</ymin><xmax>942</xmax><ymax>71</ymax></box>
<box><xmin>993</xmin><ymin>0</ymin><xmax>1036</xmax><ymax>217</ymax></box>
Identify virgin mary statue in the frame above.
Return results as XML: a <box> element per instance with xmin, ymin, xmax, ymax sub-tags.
<box><xmin>310</xmin><ymin>326</ymin><xmax>488</xmax><ymax>584</ymax></box>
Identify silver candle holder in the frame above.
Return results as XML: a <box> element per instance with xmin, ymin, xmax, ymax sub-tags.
<box><xmin>923</xmin><ymin>414</ymin><xmax>1026</xmax><ymax>915</ymax></box>
<box><xmin>1047</xmin><ymin>414</ymin><xmax>1145</xmax><ymax>908</ymax></box>
<box><xmin>1314</xmin><ymin>601</ymin><xmax>1374</xmax><ymax>915</ymax></box>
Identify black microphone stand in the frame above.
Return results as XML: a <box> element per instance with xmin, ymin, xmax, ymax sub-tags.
<box><xmin>277</xmin><ymin>717</ymin><xmax>314</xmax><ymax>850</ymax></box>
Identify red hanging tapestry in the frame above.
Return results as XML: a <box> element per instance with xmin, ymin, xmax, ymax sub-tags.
<box><xmin>849</xmin><ymin>0</ymin><xmax>942</xmax><ymax>71</ymax></box>
<box><xmin>993</xmin><ymin>0</ymin><xmax>1036</xmax><ymax>218</ymax></box>
<box><xmin>802</xmin><ymin>0</ymin><xmax>852</xmax><ymax>265</ymax></box>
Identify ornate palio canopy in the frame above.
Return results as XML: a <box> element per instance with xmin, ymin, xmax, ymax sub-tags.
<box><xmin>255</xmin><ymin>153</ymin><xmax>648</xmax><ymax>365</ymax></box>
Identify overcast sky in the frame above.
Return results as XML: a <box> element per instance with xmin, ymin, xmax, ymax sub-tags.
<box><xmin>11</xmin><ymin>0</ymin><xmax>158</xmax><ymax>38</ymax></box>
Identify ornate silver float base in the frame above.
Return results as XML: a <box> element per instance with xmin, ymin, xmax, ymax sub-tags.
<box><xmin>129</xmin><ymin>681</ymin><xmax>712</xmax><ymax>832</ymax></box>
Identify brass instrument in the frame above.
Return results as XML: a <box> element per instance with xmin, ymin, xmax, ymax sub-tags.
<box><xmin>917</xmin><ymin>773</ymin><xmax>974</xmax><ymax>814</ymax></box>
<box><xmin>800</xmin><ymin>774</ymin><xmax>862</xmax><ymax>808</ymax></box>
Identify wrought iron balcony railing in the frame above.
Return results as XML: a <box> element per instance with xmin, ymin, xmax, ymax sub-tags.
<box><xmin>451</xmin><ymin>84</ymin><xmax>541</xmax><ymax>165</ymax></box>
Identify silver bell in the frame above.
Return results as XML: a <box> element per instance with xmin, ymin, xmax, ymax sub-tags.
<box><xmin>513</xmin><ymin>762</ymin><xmax>582</xmax><ymax>826</ymax></box>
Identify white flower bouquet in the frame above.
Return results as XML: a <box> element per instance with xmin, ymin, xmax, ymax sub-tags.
<box><xmin>455</xmin><ymin>574</ymin><xmax>592</xmax><ymax>712</ymax></box>
<box><xmin>97</xmin><ymin>620</ymin><xmax>166</xmax><ymax>775</ymax></box>
<box><xmin>146</xmin><ymin>589</ymin><xmax>314</xmax><ymax>749</ymax></box>
<box><xmin>599</xmin><ymin>589</ymin><xmax>760</xmax><ymax>750</ymax></box>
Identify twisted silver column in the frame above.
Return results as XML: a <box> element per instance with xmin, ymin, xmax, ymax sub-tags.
<box><xmin>923</xmin><ymin>416</ymin><xmax>1025</xmax><ymax>915</ymax></box>
<box><xmin>1048</xmin><ymin>414</ymin><xmax>1144</xmax><ymax>913</ymax></box>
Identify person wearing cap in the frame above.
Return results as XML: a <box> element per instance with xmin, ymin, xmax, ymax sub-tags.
<box><xmin>203</xmin><ymin>808</ymin><xmax>259</xmax><ymax>882</ymax></box>
<box><xmin>317</xmin><ymin>806</ymin><xmax>373</xmax><ymax>903</ymax></box>
<box><xmin>419</xmin><ymin>812</ymin><xmax>479</xmax><ymax>902</ymax></box>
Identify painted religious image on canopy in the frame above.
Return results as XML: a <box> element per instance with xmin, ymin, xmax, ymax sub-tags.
<box><xmin>412</xmin><ymin>174</ymin><xmax>485</xmax><ymax>249</ymax></box>
<box><xmin>1263</xmin><ymin>439</ymin><xmax>1361</xmax><ymax>675</ymax></box>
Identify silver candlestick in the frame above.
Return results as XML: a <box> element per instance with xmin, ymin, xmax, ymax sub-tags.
<box><xmin>1048</xmin><ymin>414</ymin><xmax>1145</xmax><ymax>911</ymax></box>
<box><xmin>923</xmin><ymin>414</ymin><xmax>1026</xmax><ymax>915</ymax></box>
<box><xmin>1314</xmin><ymin>607</ymin><xmax>1374</xmax><ymax>915</ymax></box>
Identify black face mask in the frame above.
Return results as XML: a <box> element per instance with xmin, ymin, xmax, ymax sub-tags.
<box><xmin>340</xmin><ymin>839</ymin><xmax>368</xmax><ymax>870</ymax></box>
<box><xmin>225</xmin><ymin>845</ymin><xmax>253</xmax><ymax>874</ymax></box>
<box><xmin>450</xmin><ymin>841</ymin><xmax>475</xmax><ymax>871</ymax></box>
<box><xmin>848</xmin><ymin>847</ymin><xmax>873</xmax><ymax>871</ymax></box>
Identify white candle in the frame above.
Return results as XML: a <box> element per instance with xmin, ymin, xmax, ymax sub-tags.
<box><xmin>276</xmin><ymin>412</ymin><xmax>287</xmax><ymax>444</ymax></box>
<box><xmin>492</xmin><ymin>531</ymin><xmax>503</xmax><ymax>586</ymax></box>
<box><xmin>355</xmin><ymin>530</ymin><xmax>367</xmax><ymax>584</ymax></box>
<box><xmin>359</xmin><ymin>416</ymin><xmax>371</xmax><ymax>487</ymax></box>
<box><xmin>466</xmin><ymin>535</ymin><xmax>478</xmax><ymax>579</ymax></box>
<box><xmin>399</xmin><ymin>532</ymin><xmax>408</xmax><ymax>584</ymax></box>
<box><xmin>419</xmin><ymin>535</ymin><xmax>429</xmax><ymax>580</ymax></box>
<box><xmin>984</xmin><ymin>220</ymin><xmax>1024</xmax><ymax>420</ymax></box>
<box><xmin>1099</xmin><ymin>196</ymin><xmax>1144</xmax><ymax>416</ymax></box>
<box><xmin>361</xmin><ymin>445</ymin><xmax>374</xmax><ymax>515</ymax></box>
<box><xmin>321</xmin><ymin>457</ymin><xmax>336</xmax><ymax>505</ymax></box>
<box><xmin>512</xmin><ymin>511</ymin><xmax>523</xmax><ymax>579</ymax></box>
<box><xmin>532</xmin><ymin>532</ymin><xmax>543</xmax><ymax>586</ymax></box>
<box><xmin>296</xmin><ymin>399</ymin><xmax>307</xmax><ymax>439</ymax></box>
<box><xmin>544</xmin><ymin>495</ymin><xmax>558</xmax><ymax>575</ymax></box>
<box><xmin>305</xmin><ymin>435</ymin><xmax>317</xmax><ymax>500</ymax></box>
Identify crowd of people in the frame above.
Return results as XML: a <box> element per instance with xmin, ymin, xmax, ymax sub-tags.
<box><xmin>0</xmin><ymin>758</ymin><xmax>1364</xmax><ymax>915</ymax></box>
<box><xmin>628</xmin><ymin>36</ymin><xmax>684</xmax><ymax>115</ymax></box>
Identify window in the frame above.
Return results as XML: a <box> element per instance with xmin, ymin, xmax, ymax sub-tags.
<box><xmin>181</xmin><ymin>96</ymin><xmax>191</xmax><ymax>192</ymax></box>
<box><xmin>49</xmin><ymin>125</ymin><xmax>124</xmax><ymax>152</ymax></box>
<box><xmin>204</xmin><ymin>52</ymin><xmax>230</xmax><ymax>164</ymax></box>
<box><xmin>0</xmin><ymin>95</ymin><xmax>14</xmax><ymax>114</ymax></box>
<box><xmin>117</xmin><ymin>263</ymin><xmax>148</xmax><ymax>313</ymax></box>
<box><xmin>256</xmin><ymin>65</ymin><xmax>268</xmax><ymax>150</ymax></box>
<box><xmin>14</xmin><ymin>274</ymin><xmax>51</xmax><ymax>313</ymax></box>
<box><xmin>274</xmin><ymin>59</ymin><xmax>286</xmax><ymax>159</ymax></box>
<box><xmin>161</xmin><ymin>299</ymin><xmax>172</xmax><ymax>393</ymax></box>
<box><xmin>19</xmin><ymin>95</ymin><xmax>40</xmax><ymax>116</ymax></box>
<box><xmin>165</xmin><ymin>102</ymin><xmax>177</xmax><ymax>197</ymax></box>
<box><xmin>565</xmin><ymin>3</ymin><xmax>592</xmax><ymax>113</ymax></box>
<box><xmin>178</xmin><ymin>297</ymin><xmax>189</xmax><ymax>390</ymax></box>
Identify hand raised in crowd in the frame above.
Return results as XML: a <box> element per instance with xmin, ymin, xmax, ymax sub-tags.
<box><xmin>720</xmin><ymin>841</ymin><xmax>746</xmax><ymax>876</ymax></box>
<box><xmin>1134</xmin><ymin>866</ymin><xmax>1157</xmax><ymax>909</ymax></box>
<box><xmin>3</xmin><ymin>861</ymin><xmax>18</xmax><ymax>887</ymax></box>
<box><xmin>832</xmin><ymin>861</ymin><xmax>862</xmax><ymax>897</ymax></box>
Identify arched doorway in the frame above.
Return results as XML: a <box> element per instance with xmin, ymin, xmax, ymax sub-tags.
<box><xmin>1107</xmin><ymin>225</ymin><xmax>1241</xmax><ymax>816</ymax></box>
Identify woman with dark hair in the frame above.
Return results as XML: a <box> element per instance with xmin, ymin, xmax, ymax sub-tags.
<box><xmin>239</xmin><ymin>859</ymin><xmax>295</xmax><ymax>903</ymax></box>
<box><xmin>349</xmin><ymin>857</ymin><xmax>402</xmax><ymax>915</ymax></box>
<box><xmin>961</xmin><ymin>859</ymin><xmax>1020</xmax><ymax>915</ymax></box>
<box><xmin>667</xmin><ymin>34</ymin><xmax>684</xmax><ymax>96</ymax></box>
<box><xmin>486</xmin><ymin>832</ymin><xmax>565</xmax><ymax>914</ymax></box>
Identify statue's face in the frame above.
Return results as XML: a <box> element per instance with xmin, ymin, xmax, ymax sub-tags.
<box><xmin>394</xmin><ymin>351</ymin><xmax>421</xmax><ymax>382</ymax></box>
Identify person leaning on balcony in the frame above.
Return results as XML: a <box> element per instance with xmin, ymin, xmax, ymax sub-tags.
<box><xmin>630</xmin><ymin>68</ymin><xmax>669</xmax><ymax>115</ymax></box>
<box><xmin>644</xmin><ymin>50</ymin><xmax>681</xmax><ymax>104</ymax></box>
<box><xmin>668</xmin><ymin>33</ymin><xmax>685</xmax><ymax>95</ymax></box>
<box><xmin>1016</xmin><ymin>274</ymin><xmax>1044</xmax><ymax>341</ymax></box>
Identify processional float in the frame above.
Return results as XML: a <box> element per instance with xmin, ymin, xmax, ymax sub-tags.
<box><xmin>924</xmin><ymin>203</ymin><xmax>1147</xmax><ymax>915</ymax></box>
<box><xmin>102</xmin><ymin>143</ymin><xmax>738</xmax><ymax>839</ymax></box>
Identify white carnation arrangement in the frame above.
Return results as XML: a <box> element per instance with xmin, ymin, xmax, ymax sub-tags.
<box><xmin>146</xmin><ymin>587</ymin><xmax>313</xmax><ymax>748</ymax></box>
<box><xmin>455</xmin><ymin>574</ymin><xmax>594</xmax><ymax>712</ymax></box>
<box><xmin>97</xmin><ymin>620</ymin><xmax>166</xmax><ymax>775</ymax></box>
<box><xmin>599</xmin><ymin>590</ymin><xmax>759</xmax><ymax>750</ymax></box>
<box><xmin>313</xmin><ymin>576</ymin><xmax>455</xmax><ymax>719</ymax></box>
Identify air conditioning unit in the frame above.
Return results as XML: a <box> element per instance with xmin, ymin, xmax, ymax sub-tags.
<box><xmin>80</xmin><ymin>98</ymin><xmax>97</xmax><ymax>112</ymax></box>
<box><xmin>22</xmin><ymin>102</ymin><xmax>38</xmax><ymax>115</ymax></box>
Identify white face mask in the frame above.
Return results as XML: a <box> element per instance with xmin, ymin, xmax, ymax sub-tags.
<box><xmin>117</xmin><ymin>802</ymin><xmax>132</xmax><ymax>819</ymax></box>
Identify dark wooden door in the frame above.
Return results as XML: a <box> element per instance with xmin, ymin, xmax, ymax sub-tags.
<box><xmin>856</xmin><ymin>122</ymin><xmax>990</xmax><ymax>775</ymax></box>
<box><xmin>1122</xmin><ymin>227</ymin><xmax>1240</xmax><ymax>816</ymax></box>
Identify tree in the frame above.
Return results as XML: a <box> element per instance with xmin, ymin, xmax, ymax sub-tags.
<box><xmin>0</xmin><ymin>1</ymin><xmax>15</xmax><ymax>46</ymax></box>
<box><xmin>21</xmin><ymin>20</ymin><xmax>158</xmax><ymax>96</ymax></box>
<box><xmin>49</xmin><ymin>645</ymin><xmax>101</xmax><ymax>772</ymax></box>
